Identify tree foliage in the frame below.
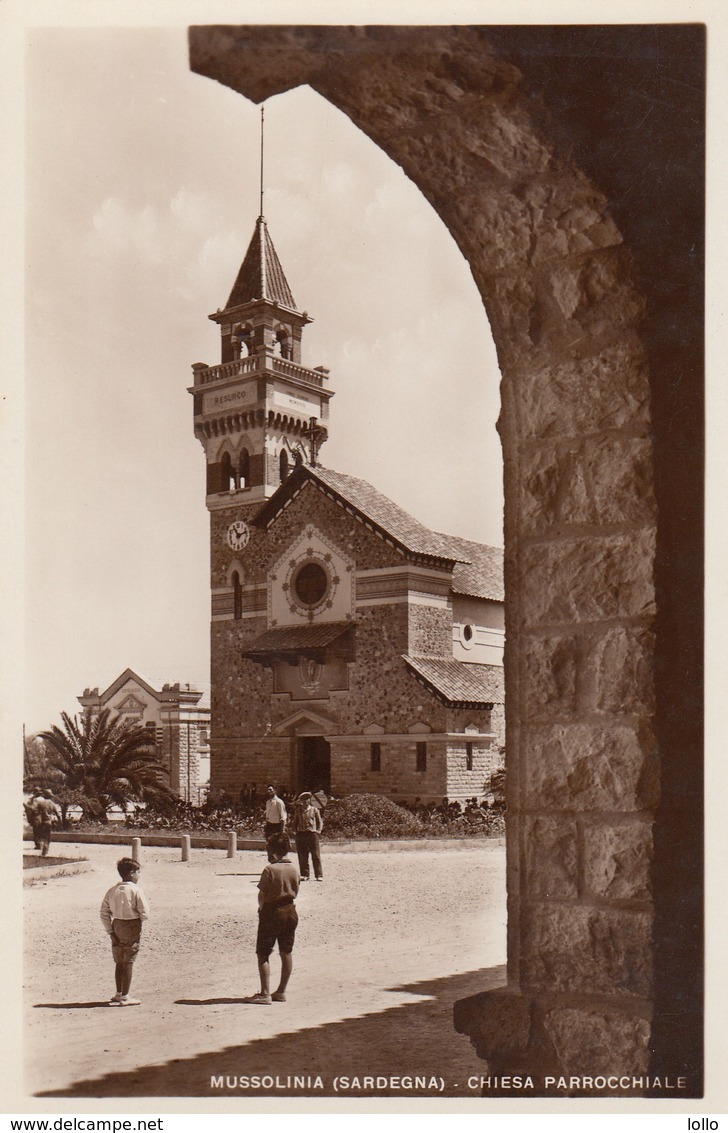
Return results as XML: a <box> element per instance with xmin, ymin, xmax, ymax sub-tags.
<box><xmin>38</xmin><ymin>709</ymin><xmax>174</xmax><ymax>823</ymax></box>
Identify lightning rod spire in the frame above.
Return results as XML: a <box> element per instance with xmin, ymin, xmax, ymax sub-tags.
<box><xmin>259</xmin><ymin>105</ymin><xmax>265</xmax><ymax>218</ymax></box>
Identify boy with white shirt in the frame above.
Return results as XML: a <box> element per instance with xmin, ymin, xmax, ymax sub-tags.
<box><xmin>100</xmin><ymin>857</ymin><xmax>150</xmax><ymax>1007</ymax></box>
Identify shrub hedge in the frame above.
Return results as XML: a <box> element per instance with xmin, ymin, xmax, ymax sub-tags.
<box><xmin>67</xmin><ymin>792</ymin><xmax>504</xmax><ymax>841</ymax></box>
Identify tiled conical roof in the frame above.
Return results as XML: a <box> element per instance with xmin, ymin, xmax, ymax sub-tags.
<box><xmin>225</xmin><ymin>216</ymin><xmax>298</xmax><ymax>311</ymax></box>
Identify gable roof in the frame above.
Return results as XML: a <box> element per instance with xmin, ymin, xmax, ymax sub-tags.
<box><xmin>88</xmin><ymin>668</ymin><xmax>161</xmax><ymax>703</ymax></box>
<box><xmin>78</xmin><ymin>668</ymin><xmax>207</xmax><ymax>708</ymax></box>
<box><xmin>254</xmin><ymin>463</ymin><xmax>503</xmax><ymax>594</ymax></box>
<box><xmin>225</xmin><ymin>216</ymin><xmax>298</xmax><ymax>312</ymax></box>
<box><xmin>255</xmin><ymin>464</ymin><xmax>469</xmax><ymax>566</ymax></box>
<box><xmin>445</xmin><ymin>535</ymin><xmax>504</xmax><ymax>601</ymax></box>
<box><xmin>404</xmin><ymin>656</ymin><xmax>505</xmax><ymax>707</ymax></box>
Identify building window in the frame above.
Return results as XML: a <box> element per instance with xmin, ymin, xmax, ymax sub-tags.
<box><xmin>416</xmin><ymin>741</ymin><xmax>427</xmax><ymax>772</ymax></box>
<box><xmin>239</xmin><ymin>448</ymin><xmax>250</xmax><ymax>488</ymax></box>
<box><xmin>233</xmin><ymin>571</ymin><xmax>242</xmax><ymax>620</ymax></box>
<box><xmin>370</xmin><ymin>742</ymin><xmax>381</xmax><ymax>772</ymax></box>
<box><xmin>276</xmin><ymin>329</ymin><xmax>292</xmax><ymax>360</ymax></box>
<box><xmin>221</xmin><ymin>451</ymin><xmax>233</xmax><ymax>491</ymax></box>
<box><xmin>294</xmin><ymin>561</ymin><xmax>328</xmax><ymax>607</ymax></box>
<box><xmin>461</xmin><ymin>623</ymin><xmax>475</xmax><ymax>650</ymax></box>
<box><xmin>466</xmin><ymin>742</ymin><xmax>473</xmax><ymax>771</ymax></box>
<box><xmin>280</xmin><ymin>448</ymin><xmax>289</xmax><ymax>482</ymax></box>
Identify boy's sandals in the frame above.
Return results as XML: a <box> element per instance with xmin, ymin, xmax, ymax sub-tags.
<box><xmin>243</xmin><ymin>992</ymin><xmax>272</xmax><ymax>1004</ymax></box>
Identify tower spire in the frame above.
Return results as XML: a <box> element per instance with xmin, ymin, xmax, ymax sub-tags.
<box><xmin>259</xmin><ymin>105</ymin><xmax>265</xmax><ymax>219</ymax></box>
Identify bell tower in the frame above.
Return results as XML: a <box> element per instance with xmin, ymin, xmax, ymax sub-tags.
<box><xmin>189</xmin><ymin>213</ymin><xmax>334</xmax><ymax>510</ymax></box>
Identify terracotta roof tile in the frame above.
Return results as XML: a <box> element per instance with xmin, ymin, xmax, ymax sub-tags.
<box><xmin>241</xmin><ymin>621</ymin><xmax>352</xmax><ymax>657</ymax></box>
<box><xmin>444</xmin><ymin>535</ymin><xmax>504</xmax><ymax>601</ymax></box>
<box><xmin>303</xmin><ymin>467</ymin><xmax>470</xmax><ymax>563</ymax></box>
<box><xmin>403</xmin><ymin>655</ymin><xmax>505</xmax><ymax>706</ymax></box>
<box><xmin>226</xmin><ymin>217</ymin><xmax>298</xmax><ymax>311</ymax></box>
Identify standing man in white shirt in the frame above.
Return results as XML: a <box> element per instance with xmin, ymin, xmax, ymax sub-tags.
<box><xmin>100</xmin><ymin>857</ymin><xmax>150</xmax><ymax>1007</ymax></box>
<box><xmin>264</xmin><ymin>784</ymin><xmax>287</xmax><ymax>862</ymax></box>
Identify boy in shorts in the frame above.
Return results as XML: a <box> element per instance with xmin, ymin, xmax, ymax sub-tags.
<box><xmin>100</xmin><ymin>857</ymin><xmax>150</xmax><ymax>1006</ymax></box>
<box><xmin>245</xmin><ymin>832</ymin><xmax>299</xmax><ymax>1004</ymax></box>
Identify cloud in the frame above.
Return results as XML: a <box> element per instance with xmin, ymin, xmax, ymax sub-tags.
<box><xmin>89</xmin><ymin>189</ymin><xmax>246</xmax><ymax>306</ymax></box>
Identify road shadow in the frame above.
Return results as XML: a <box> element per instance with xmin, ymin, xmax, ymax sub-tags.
<box><xmin>176</xmin><ymin>997</ymin><xmax>251</xmax><ymax>1006</ymax></box>
<box><xmin>36</xmin><ymin>964</ymin><xmax>505</xmax><ymax>1097</ymax></box>
<box><xmin>213</xmin><ymin>872</ymin><xmax>261</xmax><ymax>877</ymax></box>
<box><xmin>34</xmin><ymin>1002</ymin><xmax>114</xmax><ymax>1010</ymax></box>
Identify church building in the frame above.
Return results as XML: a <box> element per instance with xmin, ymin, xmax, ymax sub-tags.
<box><xmin>189</xmin><ymin>212</ymin><xmax>504</xmax><ymax>803</ymax></box>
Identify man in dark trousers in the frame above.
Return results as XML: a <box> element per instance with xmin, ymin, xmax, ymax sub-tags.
<box><xmin>290</xmin><ymin>791</ymin><xmax>324</xmax><ymax>881</ymax></box>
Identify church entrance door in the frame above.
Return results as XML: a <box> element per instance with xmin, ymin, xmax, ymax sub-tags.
<box><xmin>298</xmin><ymin>735</ymin><xmax>331</xmax><ymax>794</ymax></box>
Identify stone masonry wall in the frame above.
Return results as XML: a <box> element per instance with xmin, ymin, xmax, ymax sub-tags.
<box><xmin>446</xmin><ymin>740</ymin><xmax>501</xmax><ymax>801</ymax></box>
<box><xmin>407</xmin><ymin>602</ymin><xmax>453</xmax><ymax>657</ymax></box>
<box><xmin>175</xmin><ymin>721</ymin><xmax>201</xmax><ymax>803</ymax></box>
<box><xmin>333</xmin><ymin>738</ymin><xmax>447</xmax><ymax>801</ymax></box>
<box><xmin>210</xmin><ymin>479</ymin><xmax>404</xmax><ymax>591</ymax></box>
<box><xmin>210</xmin><ymin>485</ymin><xmax>460</xmax><ymax>795</ymax></box>
<box><xmin>213</xmin><ymin>737</ymin><xmax>294</xmax><ymax>798</ymax></box>
<box><xmin>190</xmin><ymin>25</ymin><xmax>704</xmax><ymax>1094</ymax></box>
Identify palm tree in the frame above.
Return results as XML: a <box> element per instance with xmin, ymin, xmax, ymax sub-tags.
<box><xmin>39</xmin><ymin>708</ymin><xmax>174</xmax><ymax>823</ymax></box>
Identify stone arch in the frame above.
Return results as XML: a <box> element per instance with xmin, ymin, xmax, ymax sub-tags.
<box><xmin>189</xmin><ymin>25</ymin><xmax>704</xmax><ymax>1093</ymax></box>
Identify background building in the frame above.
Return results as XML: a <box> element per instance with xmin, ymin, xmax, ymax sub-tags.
<box><xmin>78</xmin><ymin>668</ymin><xmax>210</xmax><ymax>803</ymax></box>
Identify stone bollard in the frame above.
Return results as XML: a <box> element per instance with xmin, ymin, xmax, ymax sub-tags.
<box><xmin>181</xmin><ymin>835</ymin><xmax>191</xmax><ymax>862</ymax></box>
<box><xmin>131</xmin><ymin>837</ymin><xmax>142</xmax><ymax>863</ymax></box>
<box><xmin>227</xmin><ymin>830</ymin><xmax>237</xmax><ymax>858</ymax></box>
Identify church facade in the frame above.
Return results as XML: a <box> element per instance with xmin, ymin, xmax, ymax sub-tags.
<box><xmin>190</xmin><ymin>215</ymin><xmax>504</xmax><ymax>803</ymax></box>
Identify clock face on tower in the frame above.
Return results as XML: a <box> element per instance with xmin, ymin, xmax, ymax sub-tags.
<box><xmin>225</xmin><ymin>519</ymin><xmax>250</xmax><ymax>551</ymax></box>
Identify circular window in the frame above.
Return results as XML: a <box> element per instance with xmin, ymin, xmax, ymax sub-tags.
<box><xmin>463</xmin><ymin>624</ymin><xmax>474</xmax><ymax>642</ymax></box>
<box><xmin>294</xmin><ymin>561</ymin><xmax>328</xmax><ymax>607</ymax></box>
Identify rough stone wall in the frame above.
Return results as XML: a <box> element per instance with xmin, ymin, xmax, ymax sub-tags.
<box><xmin>176</xmin><ymin>722</ymin><xmax>201</xmax><ymax>803</ymax></box>
<box><xmin>407</xmin><ymin>603</ymin><xmax>452</xmax><ymax>656</ymax></box>
<box><xmin>165</xmin><ymin>723</ymin><xmax>180</xmax><ymax>795</ymax></box>
<box><xmin>190</xmin><ymin>25</ymin><xmax>704</xmax><ymax>1094</ymax></box>
<box><xmin>344</xmin><ymin>605</ymin><xmax>448</xmax><ymax>734</ymax></box>
<box><xmin>490</xmin><ymin>702</ymin><xmax>506</xmax><ymax>749</ymax></box>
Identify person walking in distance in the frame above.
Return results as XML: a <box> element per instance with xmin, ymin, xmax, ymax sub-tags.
<box><xmin>244</xmin><ymin>832</ymin><xmax>300</xmax><ymax>1005</ymax></box>
<box><xmin>290</xmin><ymin>791</ymin><xmax>324</xmax><ymax>881</ymax></box>
<box><xmin>27</xmin><ymin>792</ymin><xmax>61</xmax><ymax>857</ymax></box>
<box><xmin>100</xmin><ymin>857</ymin><xmax>150</xmax><ymax>1006</ymax></box>
<box><xmin>263</xmin><ymin>784</ymin><xmax>286</xmax><ymax>862</ymax></box>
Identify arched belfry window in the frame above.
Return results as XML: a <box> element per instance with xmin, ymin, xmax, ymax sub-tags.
<box><xmin>232</xmin><ymin>570</ymin><xmax>242</xmax><ymax>620</ymax></box>
<box><xmin>232</xmin><ymin>326</ymin><xmax>252</xmax><ymax>359</ymax></box>
<box><xmin>220</xmin><ymin>452</ymin><xmax>233</xmax><ymax>491</ymax></box>
<box><xmin>275</xmin><ymin>328</ymin><xmax>292</xmax><ymax>360</ymax></box>
<box><xmin>279</xmin><ymin>448</ymin><xmax>289</xmax><ymax>483</ymax></box>
<box><xmin>239</xmin><ymin>448</ymin><xmax>250</xmax><ymax>488</ymax></box>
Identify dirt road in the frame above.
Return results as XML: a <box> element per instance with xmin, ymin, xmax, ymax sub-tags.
<box><xmin>24</xmin><ymin>840</ymin><xmax>506</xmax><ymax>1101</ymax></box>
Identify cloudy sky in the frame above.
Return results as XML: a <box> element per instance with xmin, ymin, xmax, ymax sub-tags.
<box><xmin>22</xmin><ymin>24</ymin><xmax>503</xmax><ymax>733</ymax></box>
